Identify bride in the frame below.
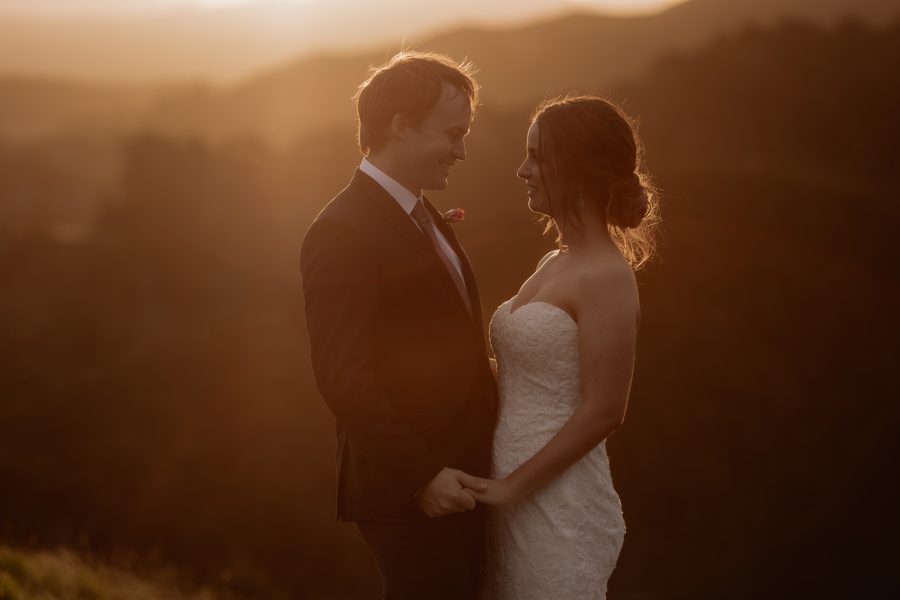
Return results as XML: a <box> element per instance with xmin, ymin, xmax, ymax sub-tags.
<box><xmin>465</xmin><ymin>95</ymin><xmax>659</xmax><ymax>599</ymax></box>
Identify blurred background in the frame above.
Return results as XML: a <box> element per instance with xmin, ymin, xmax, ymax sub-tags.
<box><xmin>1</xmin><ymin>0</ymin><xmax>899</xmax><ymax>598</ymax></box>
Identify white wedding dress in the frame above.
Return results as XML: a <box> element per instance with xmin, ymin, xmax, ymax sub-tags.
<box><xmin>481</xmin><ymin>297</ymin><xmax>626</xmax><ymax>600</ymax></box>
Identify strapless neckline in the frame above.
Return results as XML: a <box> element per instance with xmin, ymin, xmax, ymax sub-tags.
<box><xmin>503</xmin><ymin>296</ymin><xmax>577</xmax><ymax>327</ymax></box>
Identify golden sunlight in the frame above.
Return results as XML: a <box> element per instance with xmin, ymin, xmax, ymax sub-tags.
<box><xmin>0</xmin><ymin>0</ymin><xmax>690</xmax><ymax>83</ymax></box>
<box><xmin>195</xmin><ymin>0</ymin><xmax>315</xmax><ymax>7</ymax></box>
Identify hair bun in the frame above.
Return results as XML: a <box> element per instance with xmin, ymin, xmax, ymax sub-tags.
<box><xmin>608</xmin><ymin>172</ymin><xmax>650</xmax><ymax>229</ymax></box>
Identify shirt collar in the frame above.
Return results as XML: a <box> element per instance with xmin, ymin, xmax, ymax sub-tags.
<box><xmin>360</xmin><ymin>157</ymin><xmax>421</xmax><ymax>215</ymax></box>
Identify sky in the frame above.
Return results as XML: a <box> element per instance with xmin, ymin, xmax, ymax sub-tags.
<box><xmin>0</xmin><ymin>0</ymin><xmax>683</xmax><ymax>17</ymax></box>
<box><xmin>193</xmin><ymin>0</ymin><xmax>676</xmax><ymax>11</ymax></box>
<box><xmin>0</xmin><ymin>0</ymin><xmax>690</xmax><ymax>83</ymax></box>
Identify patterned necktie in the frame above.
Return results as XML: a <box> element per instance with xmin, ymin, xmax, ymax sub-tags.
<box><xmin>410</xmin><ymin>200</ymin><xmax>472</xmax><ymax>316</ymax></box>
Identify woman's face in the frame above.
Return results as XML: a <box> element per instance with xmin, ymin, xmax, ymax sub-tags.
<box><xmin>516</xmin><ymin>121</ymin><xmax>549</xmax><ymax>215</ymax></box>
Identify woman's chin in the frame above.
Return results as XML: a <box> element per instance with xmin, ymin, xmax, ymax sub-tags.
<box><xmin>527</xmin><ymin>197</ymin><xmax>549</xmax><ymax>216</ymax></box>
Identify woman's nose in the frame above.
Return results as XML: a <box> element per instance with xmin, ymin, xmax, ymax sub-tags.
<box><xmin>516</xmin><ymin>161</ymin><xmax>529</xmax><ymax>180</ymax></box>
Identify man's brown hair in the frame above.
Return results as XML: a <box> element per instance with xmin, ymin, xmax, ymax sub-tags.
<box><xmin>354</xmin><ymin>51</ymin><xmax>479</xmax><ymax>155</ymax></box>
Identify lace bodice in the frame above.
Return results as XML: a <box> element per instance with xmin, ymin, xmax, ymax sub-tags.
<box><xmin>490</xmin><ymin>300</ymin><xmax>583</xmax><ymax>476</ymax></box>
<box><xmin>482</xmin><ymin>297</ymin><xmax>625</xmax><ymax>600</ymax></box>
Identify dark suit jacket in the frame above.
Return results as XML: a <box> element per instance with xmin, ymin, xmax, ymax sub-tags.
<box><xmin>300</xmin><ymin>169</ymin><xmax>498</xmax><ymax>521</ymax></box>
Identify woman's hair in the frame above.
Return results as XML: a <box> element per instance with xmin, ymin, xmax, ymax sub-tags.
<box><xmin>355</xmin><ymin>51</ymin><xmax>479</xmax><ymax>155</ymax></box>
<box><xmin>533</xmin><ymin>95</ymin><xmax>659</xmax><ymax>269</ymax></box>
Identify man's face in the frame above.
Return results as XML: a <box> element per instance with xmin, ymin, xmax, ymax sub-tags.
<box><xmin>396</xmin><ymin>82</ymin><xmax>472</xmax><ymax>192</ymax></box>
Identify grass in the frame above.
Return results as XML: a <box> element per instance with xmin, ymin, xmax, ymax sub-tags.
<box><xmin>0</xmin><ymin>544</ymin><xmax>215</xmax><ymax>600</ymax></box>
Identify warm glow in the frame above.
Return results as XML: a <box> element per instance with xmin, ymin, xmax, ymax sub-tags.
<box><xmin>578</xmin><ymin>0</ymin><xmax>683</xmax><ymax>12</ymax></box>
<box><xmin>0</xmin><ymin>0</ymin><xmax>692</xmax><ymax>83</ymax></box>
<box><xmin>193</xmin><ymin>0</ymin><xmax>680</xmax><ymax>12</ymax></box>
<box><xmin>194</xmin><ymin>0</ymin><xmax>315</xmax><ymax>7</ymax></box>
<box><xmin>0</xmin><ymin>0</ymin><xmax>686</xmax><ymax>17</ymax></box>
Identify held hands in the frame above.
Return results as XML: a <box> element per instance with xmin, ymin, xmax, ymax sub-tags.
<box><xmin>415</xmin><ymin>467</ymin><xmax>489</xmax><ymax>517</ymax></box>
<box><xmin>415</xmin><ymin>468</ymin><xmax>522</xmax><ymax>516</ymax></box>
<box><xmin>461</xmin><ymin>475</ymin><xmax>520</xmax><ymax>507</ymax></box>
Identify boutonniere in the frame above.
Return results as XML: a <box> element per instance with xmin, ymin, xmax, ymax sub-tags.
<box><xmin>442</xmin><ymin>208</ymin><xmax>466</xmax><ymax>224</ymax></box>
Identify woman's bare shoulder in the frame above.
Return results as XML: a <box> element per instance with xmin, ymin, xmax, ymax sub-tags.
<box><xmin>573</xmin><ymin>254</ymin><xmax>639</xmax><ymax>314</ymax></box>
<box><xmin>536</xmin><ymin>249</ymin><xmax>561</xmax><ymax>270</ymax></box>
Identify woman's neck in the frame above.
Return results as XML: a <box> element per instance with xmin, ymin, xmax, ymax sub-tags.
<box><xmin>555</xmin><ymin>206</ymin><xmax>613</xmax><ymax>254</ymax></box>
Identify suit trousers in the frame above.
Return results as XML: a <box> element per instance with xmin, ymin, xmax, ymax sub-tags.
<box><xmin>356</xmin><ymin>506</ymin><xmax>486</xmax><ymax>600</ymax></box>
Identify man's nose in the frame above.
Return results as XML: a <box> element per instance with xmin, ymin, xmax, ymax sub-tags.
<box><xmin>452</xmin><ymin>139</ymin><xmax>466</xmax><ymax>161</ymax></box>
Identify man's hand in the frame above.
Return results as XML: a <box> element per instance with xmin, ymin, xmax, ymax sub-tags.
<box><xmin>415</xmin><ymin>468</ymin><xmax>488</xmax><ymax>517</ymax></box>
<box><xmin>460</xmin><ymin>475</ymin><xmax>520</xmax><ymax>507</ymax></box>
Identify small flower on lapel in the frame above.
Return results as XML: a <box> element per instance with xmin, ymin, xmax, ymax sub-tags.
<box><xmin>442</xmin><ymin>208</ymin><xmax>466</xmax><ymax>224</ymax></box>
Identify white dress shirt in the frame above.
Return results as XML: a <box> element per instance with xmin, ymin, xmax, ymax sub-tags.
<box><xmin>359</xmin><ymin>158</ymin><xmax>465</xmax><ymax>281</ymax></box>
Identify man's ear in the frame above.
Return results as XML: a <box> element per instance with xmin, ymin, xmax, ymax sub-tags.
<box><xmin>388</xmin><ymin>113</ymin><xmax>407</xmax><ymax>142</ymax></box>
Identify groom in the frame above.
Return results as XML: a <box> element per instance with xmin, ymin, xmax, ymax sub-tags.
<box><xmin>299</xmin><ymin>52</ymin><xmax>498</xmax><ymax>599</ymax></box>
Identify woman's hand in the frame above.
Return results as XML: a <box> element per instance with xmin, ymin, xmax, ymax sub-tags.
<box><xmin>462</xmin><ymin>476</ymin><xmax>521</xmax><ymax>506</ymax></box>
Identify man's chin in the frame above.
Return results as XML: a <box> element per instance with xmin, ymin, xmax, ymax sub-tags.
<box><xmin>424</xmin><ymin>178</ymin><xmax>450</xmax><ymax>191</ymax></box>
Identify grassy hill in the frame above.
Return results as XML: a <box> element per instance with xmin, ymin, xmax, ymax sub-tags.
<box><xmin>0</xmin><ymin>544</ymin><xmax>215</xmax><ymax>600</ymax></box>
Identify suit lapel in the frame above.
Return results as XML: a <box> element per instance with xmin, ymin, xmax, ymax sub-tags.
<box><xmin>424</xmin><ymin>204</ymin><xmax>494</xmax><ymax>360</ymax></box>
<box><xmin>351</xmin><ymin>171</ymin><xmax>475</xmax><ymax>325</ymax></box>
<box><xmin>353</xmin><ymin>170</ymin><xmax>431</xmax><ymax>257</ymax></box>
<box><xmin>423</xmin><ymin>197</ymin><xmax>484</xmax><ymax>330</ymax></box>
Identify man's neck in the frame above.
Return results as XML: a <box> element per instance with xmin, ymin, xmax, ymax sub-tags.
<box><xmin>365</xmin><ymin>153</ymin><xmax>421</xmax><ymax>197</ymax></box>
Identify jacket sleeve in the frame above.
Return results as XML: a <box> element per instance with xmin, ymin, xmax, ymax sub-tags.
<box><xmin>299</xmin><ymin>217</ymin><xmax>445</xmax><ymax>498</ymax></box>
